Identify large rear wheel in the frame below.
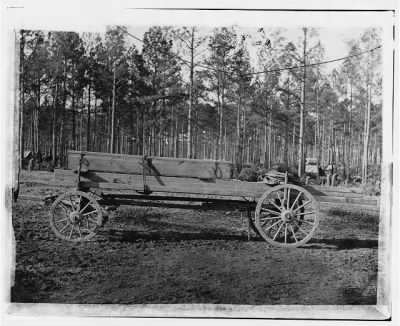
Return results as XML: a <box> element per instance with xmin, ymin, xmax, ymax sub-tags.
<box><xmin>255</xmin><ymin>184</ymin><xmax>319</xmax><ymax>248</ymax></box>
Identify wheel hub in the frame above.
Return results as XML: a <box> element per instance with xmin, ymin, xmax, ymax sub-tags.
<box><xmin>281</xmin><ymin>210</ymin><xmax>294</xmax><ymax>223</ymax></box>
<box><xmin>69</xmin><ymin>211</ymin><xmax>83</xmax><ymax>224</ymax></box>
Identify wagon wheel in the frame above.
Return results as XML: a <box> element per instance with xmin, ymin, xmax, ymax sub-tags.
<box><xmin>249</xmin><ymin>197</ymin><xmax>305</xmax><ymax>238</ymax></box>
<box><xmin>49</xmin><ymin>191</ymin><xmax>103</xmax><ymax>242</ymax></box>
<box><xmin>255</xmin><ymin>184</ymin><xmax>319</xmax><ymax>248</ymax></box>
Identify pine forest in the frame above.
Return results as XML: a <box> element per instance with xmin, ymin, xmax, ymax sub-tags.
<box><xmin>16</xmin><ymin>26</ymin><xmax>383</xmax><ymax>183</ymax></box>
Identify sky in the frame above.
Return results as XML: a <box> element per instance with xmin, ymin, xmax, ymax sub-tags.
<box><xmin>124</xmin><ymin>25</ymin><xmax>372</xmax><ymax>75</ymax></box>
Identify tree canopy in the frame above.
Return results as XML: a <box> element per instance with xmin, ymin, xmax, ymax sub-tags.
<box><xmin>17</xmin><ymin>26</ymin><xmax>383</xmax><ymax>183</ymax></box>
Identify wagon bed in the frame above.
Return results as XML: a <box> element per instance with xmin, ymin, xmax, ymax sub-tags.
<box><xmin>45</xmin><ymin>151</ymin><xmax>379</xmax><ymax>248</ymax></box>
<box><xmin>52</xmin><ymin>168</ymin><xmax>378</xmax><ymax>206</ymax></box>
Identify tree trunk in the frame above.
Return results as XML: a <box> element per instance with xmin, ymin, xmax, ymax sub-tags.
<box><xmin>235</xmin><ymin>94</ymin><xmax>240</xmax><ymax>175</ymax></box>
<box><xmin>136</xmin><ymin>106</ymin><xmax>141</xmax><ymax>155</ymax></box>
<box><xmin>111</xmin><ymin>65</ymin><xmax>116</xmax><ymax>153</ymax></box>
<box><xmin>315</xmin><ymin>85</ymin><xmax>319</xmax><ymax>158</ymax></box>
<box><xmin>283</xmin><ymin>121</ymin><xmax>289</xmax><ymax>169</ymax></box>
<box><xmin>79</xmin><ymin>106</ymin><xmax>83</xmax><ymax>151</ymax></box>
<box><xmin>347</xmin><ymin>79</ymin><xmax>353</xmax><ymax>178</ymax></box>
<box><xmin>268</xmin><ymin>109</ymin><xmax>272</xmax><ymax>169</ymax></box>
<box><xmin>129</xmin><ymin>103</ymin><xmax>134</xmax><ymax>155</ymax></box>
<box><xmin>52</xmin><ymin>82</ymin><xmax>58</xmax><ymax>166</ymax></box>
<box><xmin>93</xmin><ymin>96</ymin><xmax>97</xmax><ymax>152</ymax></box>
<box><xmin>19</xmin><ymin>36</ymin><xmax>24</xmax><ymax>169</ymax></box>
<box><xmin>86</xmin><ymin>82</ymin><xmax>91</xmax><ymax>151</ymax></box>
<box><xmin>59</xmin><ymin>61</ymin><xmax>67</xmax><ymax>166</ymax></box>
<box><xmin>292</xmin><ymin>125</ymin><xmax>296</xmax><ymax>168</ymax></box>
<box><xmin>187</xmin><ymin>28</ymin><xmax>195</xmax><ymax>158</ymax></box>
<box><xmin>72</xmin><ymin>85</ymin><xmax>76</xmax><ymax>150</ymax></box>
<box><xmin>215</xmin><ymin>76</ymin><xmax>222</xmax><ymax>160</ymax></box>
<box><xmin>362</xmin><ymin>81</ymin><xmax>371</xmax><ymax>184</ymax></box>
<box><xmin>298</xmin><ymin>27</ymin><xmax>307</xmax><ymax>177</ymax></box>
<box><xmin>242</xmin><ymin>100</ymin><xmax>246</xmax><ymax>165</ymax></box>
<box><xmin>264</xmin><ymin>94</ymin><xmax>268</xmax><ymax>168</ymax></box>
<box><xmin>142</xmin><ymin>105</ymin><xmax>146</xmax><ymax>155</ymax></box>
<box><xmin>35</xmin><ymin>78</ymin><xmax>40</xmax><ymax>154</ymax></box>
<box><xmin>174</xmin><ymin>113</ymin><xmax>178</xmax><ymax>158</ymax></box>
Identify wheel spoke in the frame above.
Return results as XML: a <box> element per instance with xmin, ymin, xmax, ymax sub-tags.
<box><xmin>261</xmin><ymin>219</ymin><xmax>271</xmax><ymax>228</ymax></box>
<box><xmin>59</xmin><ymin>202</ymin><xmax>72</xmax><ymax>213</ymax></box>
<box><xmin>300</xmin><ymin>219</ymin><xmax>316</xmax><ymax>226</ymax></box>
<box><xmin>83</xmin><ymin>210</ymin><xmax>97</xmax><ymax>216</ymax></box>
<box><xmin>55</xmin><ymin>218</ymin><xmax>70</xmax><ymax>223</ymax></box>
<box><xmin>260</xmin><ymin>215</ymin><xmax>281</xmax><ymax>221</ymax></box>
<box><xmin>87</xmin><ymin>216</ymin><xmax>99</xmax><ymax>225</ymax></box>
<box><xmin>77</xmin><ymin>195</ymin><xmax>82</xmax><ymax>212</ymax></box>
<box><xmin>264</xmin><ymin>219</ymin><xmax>282</xmax><ymax>232</ymax></box>
<box><xmin>295</xmin><ymin>210</ymin><xmax>315</xmax><ymax>216</ymax></box>
<box><xmin>289</xmin><ymin>224</ymin><xmax>298</xmax><ymax>243</ymax></box>
<box><xmin>68</xmin><ymin>224</ymin><xmax>75</xmax><ymax>238</ymax></box>
<box><xmin>270</xmin><ymin>201</ymin><xmax>283</xmax><ymax>213</ymax></box>
<box><xmin>272</xmin><ymin>221</ymin><xmax>284</xmax><ymax>240</ymax></box>
<box><xmin>297</xmin><ymin>225</ymin><xmax>309</xmax><ymax>236</ymax></box>
<box><xmin>79</xmin><ymin>201</ymin><xmax>92</xmax><ymax>214</ymax></box>
<box><xmin>276</xmin><ymin>191</ymin><xmax>284</xmax><ymax>208</ymax></box>
<box><xmin>59</xmin><ymin>222</ymin><xmax>71</xmax><ymax>233</ymax></box>
<box><xmin>293</xmin><ymin>200</ymin><xmax>311</xmax><ymax>213</ymax></box>
<box><xmin>77</xmin><ymin>225</ymin><xmax>82</xmax><ymax>238</ymax></box>
<box><xmin>69</xmin><ymin>196</ymin><xmax>77</xmax><ymax>211</ymax></box>
<box><xmin>290</xmin><ymin>192</ymin><xmax>302</xmax><ymax>210</ymax></box>
<box><xmin>284</xmin><ymin>224</ymin><xmax>288</xmax><ymax>243</ymax></box>
<box><xmin>286</xmin><ymin>188</ymin><xmax>291</xmax><ymax>209</ymax></box>
<box><xmin>260</xmin><ymin>207</ymin><xmax>280</xmax><ymax>216</ymax></box>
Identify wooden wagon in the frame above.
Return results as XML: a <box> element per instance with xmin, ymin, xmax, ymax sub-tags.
<box><xmin>47</xmin><ymin>151</ymin><xmax>379</xmax><ymax>248</ymax></box>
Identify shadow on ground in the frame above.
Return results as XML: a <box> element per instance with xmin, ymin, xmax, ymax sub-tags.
<box><xmin>98</xmin><ymin>228</ymin><xmax>378</xmax><ymax>250</ymax></box>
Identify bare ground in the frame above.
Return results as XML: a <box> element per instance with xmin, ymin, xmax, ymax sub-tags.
<box><xmin>9</xmin><ymin>175</ymin><xmax>379</xmax><ymax>305</ymax></box>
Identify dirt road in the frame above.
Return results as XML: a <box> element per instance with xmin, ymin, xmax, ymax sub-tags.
<box><xmin>10</xmin><ymin>181</ymin><xmax>378</xmax><ymax>305</ymax></box>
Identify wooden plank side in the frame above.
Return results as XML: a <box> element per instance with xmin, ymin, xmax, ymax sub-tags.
<box><xmin>55</xmin><ymin>169</ymin><xmax>246</xmax><ymax>187</ymax></box>
<box><xmin>48</xmin><ymin>180</ymin><xmax>256</xmax><ymax>202</ymax></box>
<box><xmin>79</xmin><ymin>181</ymin><xmax>265</xmax><ymax>198</ymax></box>
<box><xmin>55</xmin><ymin>170</ymin><xmax>367</xmax><ymax>198</ymax></box>
<box><xmin>67</xmin><ymin>151</ymin><xmax>233</xmax><ymax>179</ymax></box>
<box><xmin>55</xmin><ymin>173</ymin><xmax>268</xmax><ymax>198</ymax></box>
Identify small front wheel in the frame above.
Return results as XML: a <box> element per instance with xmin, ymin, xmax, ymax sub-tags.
<box><xmin>255</xmin><ymin>184</ymin><xmax>319</xmax><ymax>248</ymax></box>
<box><xmin>49</xmin><ymin>191</ymin><xmax>103</xmax><ymax>242</ymax></box>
